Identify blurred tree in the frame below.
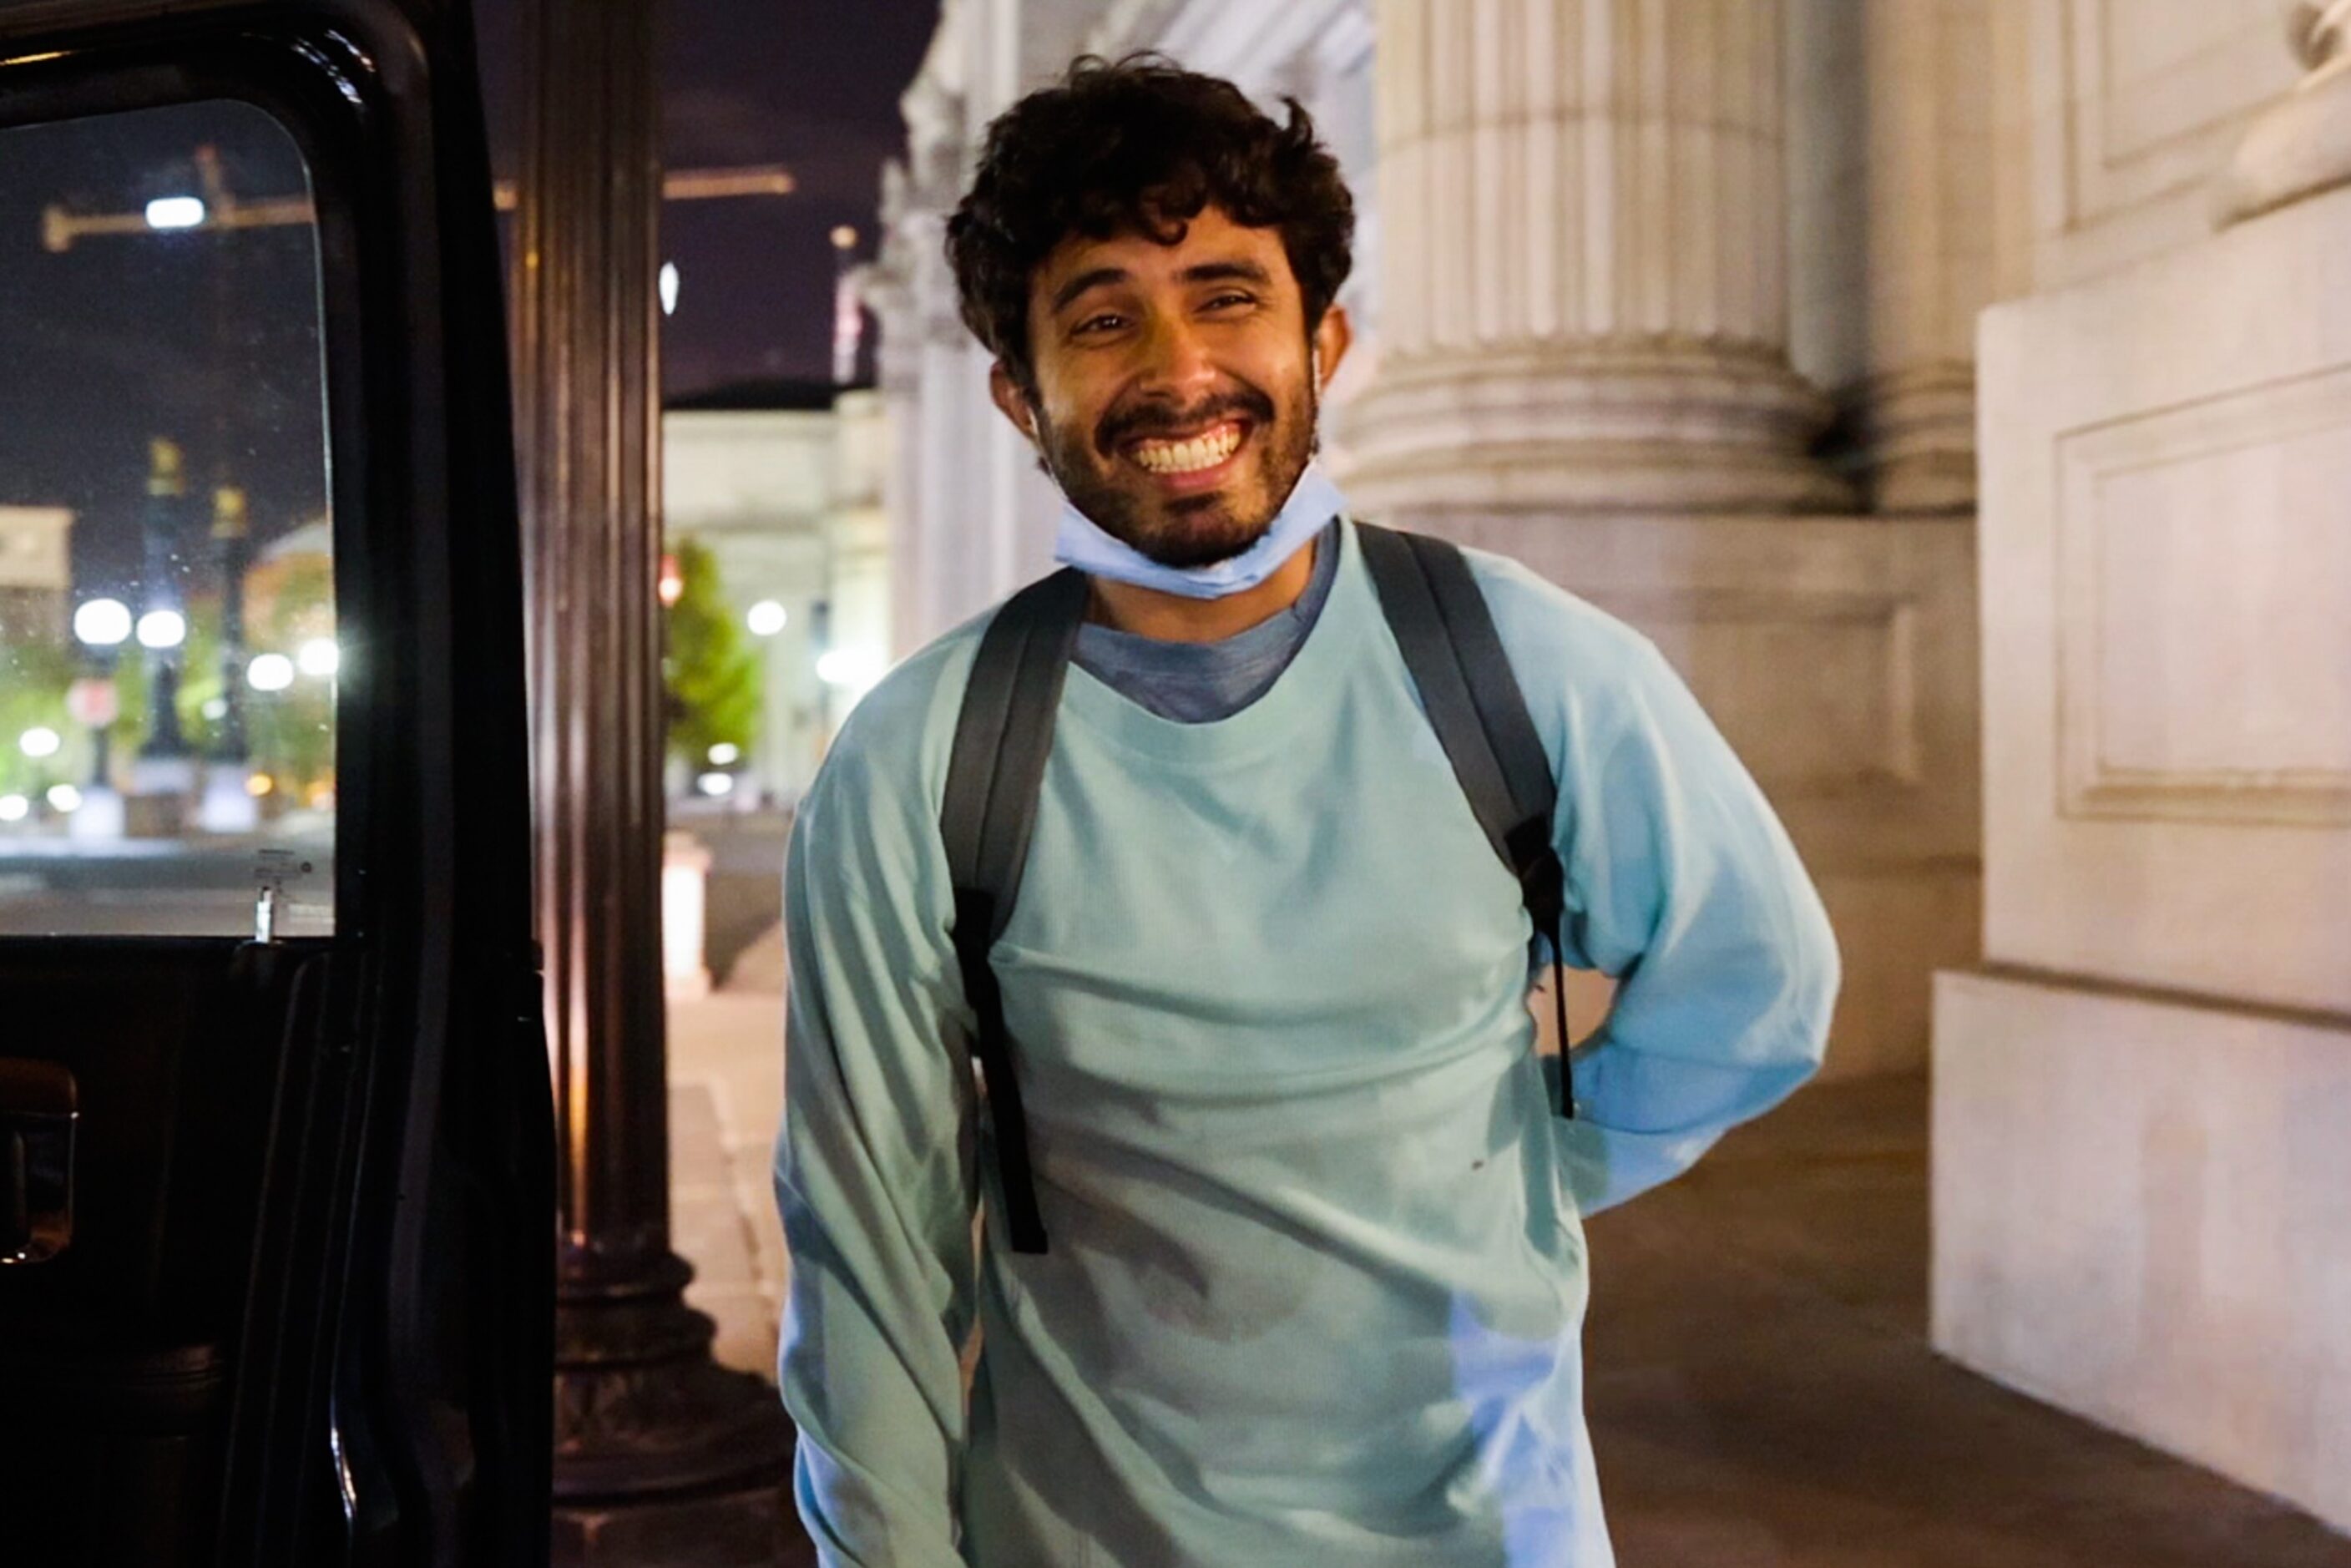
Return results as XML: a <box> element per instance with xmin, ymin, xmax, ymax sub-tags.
<box><xmin>0</xmin><ymin>631</ymin><xmax>78</xmax><ymax>799</ymax></box>
<box><xmin>664</xmin><ymin>537</ymin><xmax>761</xmax><ymax>771</ymax></box>
<box><xmin>249</xmin><ymin>555</ymin><xmax>336</xmax><ymax>799</ymax></box>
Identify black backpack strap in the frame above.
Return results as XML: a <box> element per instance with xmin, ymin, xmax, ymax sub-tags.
<box><xmin>940</xmin><ymin>567</ymin><xmax>1089</xmax><ymax>1254</ymax></box>
<box><xmin>1358</xmin><ymin>524</ymin><xmax>1577</xmax><ymax>1118</ymax></box>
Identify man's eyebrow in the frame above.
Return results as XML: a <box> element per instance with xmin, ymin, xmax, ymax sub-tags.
<box><xmin>1181</xmin><ymin>260</ymin><xmax>1273</xmax><ymax>288</ymax></box>
<box><xmin>1049</xmin><ymin>266</ymin><xmax>1130</xmax><ymax>316</ymax></box>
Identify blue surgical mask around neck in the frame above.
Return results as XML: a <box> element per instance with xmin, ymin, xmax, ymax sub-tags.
<box><xmin>1052</xmin><ymin>461</ymin><xmax>1348</xmax><ymax>601</ymax></box>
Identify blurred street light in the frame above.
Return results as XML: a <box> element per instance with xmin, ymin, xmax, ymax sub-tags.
<box><xmin>144</xmin><ymin>195</ymin><xmax>206</xmax><ymax>230</ymax></box>
<box><xmin>46</xmin><ymin>785</ymin><xmax>82</xmax><ymax>814</ymax></box>
<box><xmin>136</xmin><ymin>609</ymin><xmax>187</xmax><ymax>650</ymax></box>
<box><xmin>297</xmin><ymin>637</ymin><xmax>341</xmax><ymax>678</ymax></box>
<box><xmin>19</xmin><ymin>727</ymin><xmax>62</xmax><ymax>759</ymax></box>
<box><xmin>816</xmin><ymin>648</ymin><xmax>883</xmax><ymax>690</ymax></box>
<box><xmin>247</xmin><ymin>653</ymin><xmax>296</xmax><ymax>691</ymax></box>
<box><xmin>746</xmin><ymin>599</ymin><xmax>788</xmax><ymax>636</ymax></box>
<box><xmin>660</xmin><ymin>261</ymin><xmax>680</xmax><ymax>316</ymax></box>
<box><xmin>0</xmin><ymin>796</ymin><xmax>26</xmax><ymax>823</ymax></box>
<box><xmin>707</xmin><ymin>742</ymin><xmax>739</xmax><ymax>766</ymax></box>
<box><xmin>73</xmin><ymin>598</ymin><xmax>133</xmax><ymax>647</ymax></box>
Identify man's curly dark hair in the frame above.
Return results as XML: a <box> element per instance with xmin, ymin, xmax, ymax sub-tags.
<box><xmin>946</xmin><ymin>54</ymin><xmax>1357</xmax><ymax>394</ymax></box>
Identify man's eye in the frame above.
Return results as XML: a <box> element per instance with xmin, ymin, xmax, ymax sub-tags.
<box><xmin>1073</xmin><ymin>313</ymin><xmax>1125</xmax><ymax>336</ymax></box>
<box><xmin>1204</xmin><ymin>292</ymin><xmax>1255</xmax><ymax>311</ymax></box>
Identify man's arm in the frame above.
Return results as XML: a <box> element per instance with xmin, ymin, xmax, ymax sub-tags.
<box><xmin>1547</xmin><ymin>631</ymin><xmax>1841</xmax><ymax>1215</ymax></box>
<box><xmin>776</xmin><ymin>730</ymin><xmax>978</xmax><ymax>1567</ymax></box>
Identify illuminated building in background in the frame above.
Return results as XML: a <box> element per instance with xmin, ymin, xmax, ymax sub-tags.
<box><xmin>661</xmin><ymin>378</ymin><xmax>888</xmax><ymax>806</ymax></box>
<box><xmin>0</xmin><ymin>504</ymin><xmax>73</xmax><ymax>644</ymax></box>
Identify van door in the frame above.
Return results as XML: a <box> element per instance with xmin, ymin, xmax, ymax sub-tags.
<box><xmin>0</xmin><ymin>3</ymin><xmax>549</xmax><ymax>1563</ymax></box>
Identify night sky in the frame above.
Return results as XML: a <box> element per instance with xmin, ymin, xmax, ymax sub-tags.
<box><xmin>641</xmin><ymin>0</ymin><xmax>940</xmax><ymax>394</ymax></box>
<box><xmin>0</xmin><ymin>2</ymin><xmax>940</xmax><ymax>598</ymax></box>
<box><xmin>473</xmin><ymin>0</ymin><xmax>943</xmax><ymax>396</ymax></box>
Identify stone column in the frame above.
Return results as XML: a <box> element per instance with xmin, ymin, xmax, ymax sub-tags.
<box><xmin>861</xmin><ymin>188</ymin><xmax>930</xmax><ymax>660</ymax></box>
<box><xmin>865</xmin><ymin>176</ymin><xmax>983</xmax><ymax>655</ymax></box>
<box><xmin>1844</xmin><ymin>0</ymin><xmax>1995</xmax><ymax>514</ymax></box>
<box><xmin>1341</xmin><ymin>0</ymin><xmax>1981</xmax><ymax>1079</ymax></box>
<box><xmin>1344</xmin><ymin>0</ymin><xmax>1853</xmax><ymax>514</ymax></box>
<box><xmin>509</xmin><ymin>0</ymin><xmax>801</xmax><ymax>1559</ymax></box>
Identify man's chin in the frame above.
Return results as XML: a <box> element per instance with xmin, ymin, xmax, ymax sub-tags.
<box><xmin>1054</xmin><ymin>444</ymin><xmax>1292</xmax><ymax>567</ymax></box>
<box><xmin>1130</xmin><ymin>496</ymin><xmax>1274</xmax><ymax>569</ymax></box>
<box><xmin>1139</xmin><ymin>534</ymin><xmax>1262</xmax><ymax>570</ymax></box>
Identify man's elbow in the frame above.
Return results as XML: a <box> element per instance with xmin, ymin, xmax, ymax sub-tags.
<box><xmin>1778</xmin><ymin>891</ymin><xmax>1842</xmax><ymax>1079</ymax></box>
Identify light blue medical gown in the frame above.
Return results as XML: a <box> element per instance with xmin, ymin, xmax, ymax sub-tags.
<box><xmin>776</xmin><ymin>519</ymin><xmax>1839</xmax><ymax>1566</ymax></box>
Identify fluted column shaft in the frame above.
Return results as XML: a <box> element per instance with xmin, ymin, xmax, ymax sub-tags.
<box><xmin>1846</xmin><ymin>0</ymin><xmax>1993</xmax><ymax>514</ymax></box>
<box><xmin>514</xmin><ymin>0</ymin><xmax>668</xmax><ymax>1289</ymax></box>
<box><xmin>512</xmin><ymin>0</ymin><xmax>798</xmax><ymax>1553</ymax></box>
<box><xmin>1345</xmin><ymin>0</ymin><xmax>1852</xmax><ymax>514</ymax></box>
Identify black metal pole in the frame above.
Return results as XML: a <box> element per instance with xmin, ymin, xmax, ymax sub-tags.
<box><xmin>210</xmin><ymin>484</ymin><xmax>250</xmax><ymax>763</ymax></box>
<box><xmin>508</xmin><ymin>0</ymin><xmax>801</xmax><ymax>1560</ymax></box>
<box><xmin>136</xmin><ymin>438</ymin><xmax>190</xmax><ymax>763</ymax></box>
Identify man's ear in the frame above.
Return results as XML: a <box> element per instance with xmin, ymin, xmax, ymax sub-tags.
<box><xmin>1312</xmin><ymin>304</ymin><xmax>1354</xmax><ymax>395</ymax></box>
<box><xmin>1316</xmin><ymin>303</ymin><xmax>1354</xmax><ymax>395</ymax></box>
<box><xmin>988</xmin><ymin>362</ymin><xmax>1040</xmax><ymax>445</ymax></box>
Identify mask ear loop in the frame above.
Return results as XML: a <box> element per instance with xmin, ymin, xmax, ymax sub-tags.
<box><xmin>1309</xmin><ymin>347</ymin><xmax>1326</xmax><ymax>459</ymax></box>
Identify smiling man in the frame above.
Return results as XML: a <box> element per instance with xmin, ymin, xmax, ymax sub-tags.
<box><xmin>776</xmin><ymin>56</ymin><xmax>1839</xmax><ymax>1568</ymax></box>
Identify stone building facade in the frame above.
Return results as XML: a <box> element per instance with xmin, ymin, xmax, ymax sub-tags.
<box><xmin>663</xmin><ymin>387</ymin><xmax>891</xmax><ymax>804</ymax></box>
<box><xmin>866</xmin><ymin>0</ymin><xmax>2351</xmax><ymax>1531</ymax></box>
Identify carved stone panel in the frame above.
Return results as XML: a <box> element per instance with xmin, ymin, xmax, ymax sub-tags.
<box><xmin>1978</xmin><ymin>179</ymin><xmax>2351</xmax><ymax>1014</ymax></box>
<box><xmin>1585</xmin><ymin>586</ymin><xmax>1925</xmax><ymax>795</ymax></box>
<box><xmin>2055</xmin><ymin>367</ymin><xmax>2351</xmax><ymax>828</ymax></box>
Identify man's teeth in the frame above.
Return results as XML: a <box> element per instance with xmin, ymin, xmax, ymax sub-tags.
<box><xmin>1132</xmin><ymin>425</ymin><xmax>1242</xmax><ymax>474</ymax></box>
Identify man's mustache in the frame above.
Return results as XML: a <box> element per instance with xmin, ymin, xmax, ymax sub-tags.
<box><xmin>1094</xmin><ymin>385</ymin><xmax>1277</xmax><ymax>457</ymax></box>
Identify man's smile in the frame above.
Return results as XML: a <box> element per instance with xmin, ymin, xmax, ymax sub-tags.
<box><xmin>1120</xmin><ymin>417</ymin><xmax>1253</xmax><ymax>494</ymax></box>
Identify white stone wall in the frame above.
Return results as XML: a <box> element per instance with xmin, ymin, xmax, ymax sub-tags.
<box><xmin>1935</xmin><ymin>12</ymin><xmax>2351</xmax><ymax>1530</ymax></box>
<box><xmin>1990</xmin><ymin>0</ymin><xmax>2300</xmax><ymax>292</ymax></box>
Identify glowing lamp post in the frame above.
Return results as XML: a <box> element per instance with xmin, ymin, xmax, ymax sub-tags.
<box><xmin>132</xmin><ymin>438</ymin><xmax>195</xmax><ymax>838</ymax></box>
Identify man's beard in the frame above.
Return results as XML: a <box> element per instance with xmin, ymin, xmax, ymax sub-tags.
<box><xmin>1034</xmin><ymin>374</ymin><xmax>1320</xmax><ymax>569</ymax></box>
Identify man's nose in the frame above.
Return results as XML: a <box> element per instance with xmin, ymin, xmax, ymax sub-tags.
<box><xmin>1135</xmin><ymin>312</ymin><xmax>1219</xmax><ymax>402</ymax></box>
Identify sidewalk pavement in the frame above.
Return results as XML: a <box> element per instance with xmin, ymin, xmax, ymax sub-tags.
<box><xmin>670</xmin><ymin>920</ymin><xmax>788</xmax><ymax>1380</ymax></box>
<box><xmin>666</xmin><ymin>940</ymin><xmax>2351</xmax><ymax>1565</ymax></box>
